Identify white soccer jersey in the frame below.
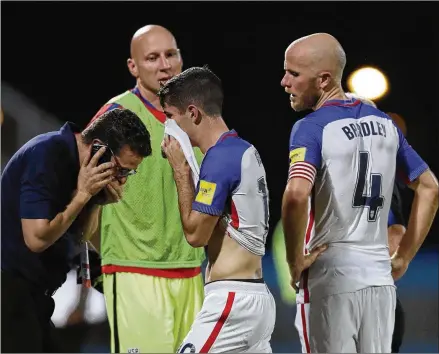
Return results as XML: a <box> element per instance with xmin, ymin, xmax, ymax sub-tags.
<box><xmin>192</xmin><ymin>130</ymin><xmax>269</xmax><ymax>256</ymax></box>
<box><xmin>288</xmin><ymin>98</ymin><xmax>429</xmax><ymax>301</ymax></box>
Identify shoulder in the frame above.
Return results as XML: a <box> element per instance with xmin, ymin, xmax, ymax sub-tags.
<box><xmin>205</xmin><ymin>137</ymin><xmax>252</xmax><ymax>164</ymax></box>
<box><xmin>21</xmin><ymin>131</ymin><xmax>67</xmax><ymax>167</ymax></box>
<box><xmin>289</xmin><ymin>115</ymin><xmax>325</xmax><ymax>144</ymax></box>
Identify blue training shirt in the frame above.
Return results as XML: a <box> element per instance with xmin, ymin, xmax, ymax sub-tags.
<box><xmin>1</xmin><ymin>122</ymin><xmax>83</xmax><ymax>290</ymax></box>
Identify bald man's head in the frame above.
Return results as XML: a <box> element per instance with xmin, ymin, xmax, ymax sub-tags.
<box><xmin>281</xmin><ymin>33</ymin><xmax>347</xmax><ymax>112</ymax></box>
<box><xmin>130</xmin><ymin>25</ymin><xmax>176</xmax><ymax>58</ymax></box>
<box><xmin>127</xmin><ymin>24</ymin><xmax>183</xmax><ymax>96</ymax></box>
<box><xmin>287</xmin><ymin>33</ymin><xmax>346</xmax><ymax>83</ymax></box>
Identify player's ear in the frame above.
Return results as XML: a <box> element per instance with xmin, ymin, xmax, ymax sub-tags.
<box><xmin>127</xmin><ymin>58</ymin><xmax>138</xmax><ymax>78</ymax></box>
<box><xmin>318</xmin><ymin>71</ymin><xmax>332</xmax><ymax>90</ymax></box>
<box><xmin>187</xmin><ymin>105</ymin><xmax>201</xmax><ymax>125</ymax></box>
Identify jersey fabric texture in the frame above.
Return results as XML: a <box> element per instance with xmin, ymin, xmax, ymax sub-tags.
<box><xmin>91</xmin><ymin>88</ymin><xmax>205</xmax><ymax>269</ymax></box>
<box><xmin>192</xmin><ymin>130</ymin><xmax>270</xmax><ymax>256</ymax></box>
<box><xmin>288</xmin><ymin>98</ymin><xmax>428</xmax><ymax>301</ymax></box>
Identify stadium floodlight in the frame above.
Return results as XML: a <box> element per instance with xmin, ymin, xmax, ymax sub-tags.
<box><xmin>347</xmin><ymin>67</ymin><xmax>389</xmax><ymax>100</ymax></box>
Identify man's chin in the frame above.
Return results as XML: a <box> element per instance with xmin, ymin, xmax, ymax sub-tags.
<box><xmin>290</xmin><ymin>102</ymin><xmax>303</xmax><ymax>112</ymax></box>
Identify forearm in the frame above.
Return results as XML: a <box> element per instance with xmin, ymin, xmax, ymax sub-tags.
<box><xmin>388</xmin><ymin>224</ymin><xmax>406</xmax><ymax>256</ymax></box>
<box><xmin>173</xmin><ymin>164</ymin><xmax>197</xmax><ymax>236</ymax></box>
<box><xmin>32</xmin><ymin>192</ymin><xmax>91</xmax><ymax>251</ymax></box>
<box><xmin>282</xmin><ymin>193</ymin><xmax>309</xmax><ymax>266</ymax></box>
<box><xmin>81</xmin><ymin>205</ymin><xmax>102</xmax><ymax>241</ymax></box>
<box><xmin>397</xmin><ymin>186</ymin><xmax>438</xmax><ymax>262</ymax></box>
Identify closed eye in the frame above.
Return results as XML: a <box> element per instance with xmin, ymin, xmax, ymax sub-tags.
<box><xmin>288</xmin><ymin>70</ymin><xmax>299</xmax><ymax>77</ymax></box>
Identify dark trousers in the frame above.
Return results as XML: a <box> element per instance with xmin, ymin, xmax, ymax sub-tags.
<box><xmin>392</xmin><ymin>297</ymin><xmax>405</xmax><ymax>353</ymax></box>
<box><xmin>1</xmin><ymin>271</ymin><xmax>61</xmax><ymax>353</ymax></box>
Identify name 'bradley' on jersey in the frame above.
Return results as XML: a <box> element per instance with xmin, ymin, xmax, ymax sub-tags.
<box><xmin>342</xmin><ymin>119</ymin><xmax>387</xmax><ymax>140</ymax></box>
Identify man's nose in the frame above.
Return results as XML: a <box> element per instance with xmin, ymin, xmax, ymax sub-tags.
<box><xmin>281</xmin><ymin>74</ymin><xmax>288</xmax><ymax>87</ymax></box>
<box><xmin>159</xmin><ymin>55</ymin><xmax>171</xmax><ymax>70</ymax></box>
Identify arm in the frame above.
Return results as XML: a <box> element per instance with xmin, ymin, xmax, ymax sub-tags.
<box><xmin>396</xmin><ymin>169</ymin><xmax>438</xmax><ymax>263</ymax></box>
<box><xmin>162</xmin><ymin>136</ymin><xmax>232</xmax><ymax>248</ymax></box>
<box><xmin>282</xmin><ymin>177</ymin><xmax>313</xmax><ymax>265</ymax></box>
<box><xmin>388</xmin><ymin>224</ymin><xmax>406</xmax><ymax>256</ymax></box>
<box><xmin>22</xmin><ymin>191</ymin><xmax>91</xmax><ymax>253</ymax></box>
<box><xmin>22</xmin><ymin>146</ymin><xmax>115</xmax><ymax>253</ymax></box>
<box><xmin>391</xmin><ymin>124</ymin><xmax>438</xmax><ymax>279</ymax></box>
<box><xmin>281</xmin><ymin>120</ymin><xmax>327</xmax><ymax>290</ymax></box>
<box><xmin>173</xmin><ymin>163</ymin><xmax>220</xmax><ymax>247</ymax></box>
<box><xmin>78</xmin><ymin>203</ymin><xmax>102</xmax><ymax>243</ymax></box>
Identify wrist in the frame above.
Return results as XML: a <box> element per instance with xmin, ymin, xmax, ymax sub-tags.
<box><xmin>393</xmin><ymin>249</ymin><xmax>411</xmax><ymax>264</ymax></box>
<box><xmin>287</xmin><ymin>253</ymin><xmax>305</xmax><ymax>267</ymax></box>
<box><xmin>74</xmin><ymin>190</ymin><xmax>92</xmax><ymax>205</ymax></box>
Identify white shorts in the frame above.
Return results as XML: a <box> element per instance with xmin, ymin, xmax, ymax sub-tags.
<box><xmin>295</xmin><ymin>286</ymin><xmax>396</xmax><ymax>353</ymax></box>
<box><xmin>177</xmin><ymin>280</ymin><xmax>276</xmax><ymax>353</ymax></box>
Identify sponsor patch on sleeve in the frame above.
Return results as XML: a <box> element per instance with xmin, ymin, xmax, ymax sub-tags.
<box><xmin>195</xmin><ymin>180</ymin><xmax>217</xmax><ymax>206</ymax></box>
<box><xmin>289</xmin><ymin>147</ymin><xmax>306</xmax><ymax>165</ymax></box>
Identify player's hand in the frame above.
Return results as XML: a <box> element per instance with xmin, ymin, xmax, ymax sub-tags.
<box><xmin>77</xmin><ymin>146</ymin><xmax>116</xmax><ymax>198</ymax></box>
<box><xmin>290</xmin><ymin>244</ymin><xmax>328</xmax><ymax>292</ymax></box>
<box><xmin>391</xmin><ymin>253</ymin><xmax>409</xmax><ymax>281</ymax></box>
<box><xmin>161</xmin><ymin>135</ymin><xmax>189</xmax><ymax>172</ymax></box>
<box><xmin>101</xmin><ymin>180</ymin><xmax>124</xmax><ymax>204</ymax></box>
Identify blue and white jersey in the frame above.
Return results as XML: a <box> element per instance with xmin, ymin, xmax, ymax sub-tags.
<box><xmin>193</xmin><ymin>130</ymin><xmax>269</xmax><ymax>256</ymax></box>
<box><xmin>288</xmin><ymin>98</ymin><xmax>428</xmax><ymax>301</ymax></box>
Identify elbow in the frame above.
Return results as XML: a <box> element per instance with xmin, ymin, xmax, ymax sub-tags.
<box><xmin>185</xmin><ymin>229</ymin><xmax>207</xmax><ymax>248</ymax></box>
<box><xmin>186</xmin><ymin>234</ymin><xmax>206</xmax><ymax>248</ymax></box>
<box><xmin>418</xmin><ymin>178</ymin><xmax>439</xmax><ymax>208</ymax></box>
<box><xmin>283</xmin><ymin>186</ymin><xmax>309</xmax><ymax>210</ymax></box>
<box><xmin>23</xmin><ymin>233</ymin><xmax>48</xmax><ymax>253</ymax></box>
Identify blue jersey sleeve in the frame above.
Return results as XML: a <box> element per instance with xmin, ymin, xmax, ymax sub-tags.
<box><xmin>289</xmin><ymin>118</ymin><xmax>323</xmax><ymax>169</ymax></box>
<box><xmin>20</xmin><ymin>145</ymin><xmax>60</xmax><ymax>220</ymax></box>
<box><xmin>394</xmin><ymin>123</ymin><xmax>429</xmax><ymax>184</ymax></box>
<box><xmin>192</xmin><ymin>147</ymin><xmax>240</xmax><ymax>216</ymax></box>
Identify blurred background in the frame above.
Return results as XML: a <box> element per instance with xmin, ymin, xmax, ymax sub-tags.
<box><xmin>1</xmin><ymin>1</ymin><xmax>438</xmax><ymax>352</ymax></box>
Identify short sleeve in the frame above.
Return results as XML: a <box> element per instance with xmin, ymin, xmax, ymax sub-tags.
<box><xmin>20</xmin><ymin>145</ymin><xmax>60</xmax><ymax>220</ymax></box>
<box><xmin>192</xmin><ymin>148</ymin><xmax>238</xmax><ymax>216</ymax></box>
<box><xmin>288</xmin><ymin>118</ymin><xmax>323</xmax><ymax>183</ymax></box>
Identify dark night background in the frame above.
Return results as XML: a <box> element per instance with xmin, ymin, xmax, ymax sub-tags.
<box><xmin>2</xmin><ymin>1</ymin><xmax>438</xmax><ymax>247</ymax></box>
<box><xmin>2</xmin><ymin>2</ymin><xmax>439</xmax><ymax>353</ymax></box>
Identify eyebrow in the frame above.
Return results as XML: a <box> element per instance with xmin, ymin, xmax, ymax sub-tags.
<box><xmin>145</xmin><ymin>48</ymin><xmax>179</xmax><ymax>56</ymax></box>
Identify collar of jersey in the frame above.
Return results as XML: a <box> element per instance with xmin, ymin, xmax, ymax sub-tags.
<box><xmin>322</xmin><ymin>98</ymin><xmax>360</xmax><ymax>107</ymax></box>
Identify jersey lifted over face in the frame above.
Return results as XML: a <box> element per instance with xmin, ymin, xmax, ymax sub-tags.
<box><xmin>288</xmin><ymin>98</ymin><xmax>428</xmax><ymax>301</ymax></box>
<box><xmin>192</xmin><ymin>130</ymin><xmax>270</xmax><ymax>256</ymax></box>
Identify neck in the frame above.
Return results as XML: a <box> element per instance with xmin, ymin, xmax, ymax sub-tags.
<box><xmin>313</xmin><ymin>85</ymin><xmax>347</xmax><ymax>111</ymax></box>
<box><xmin>197</xmin><ymin>116</ymin><xmax>230</xmax><ymax>154</ymax></box>
<box><xmin>136</xmin><ymin>80</ymin><xmax>163</xmax><ymax>111</ymax></box>
<box><xmin>75</xmin><ymin>133</ymin><xmax>90</xmax><ymax>166</ymax></box>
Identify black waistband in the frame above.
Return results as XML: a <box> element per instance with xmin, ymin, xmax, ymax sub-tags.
<box><xmin>206</xmin><ymin>278</ymin><xmax>264</xmax><ymax>285</ymax></box>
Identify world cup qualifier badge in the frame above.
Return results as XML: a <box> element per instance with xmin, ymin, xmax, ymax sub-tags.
<box><xmin>178</xmin><ymin>343</ymin><xmax>196</xmax><ymax>353</ymax></box>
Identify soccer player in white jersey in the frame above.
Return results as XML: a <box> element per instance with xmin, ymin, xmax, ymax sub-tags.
<box><xmin>280</xmin><ymin>33</ymin><xmax>439</xmax><ymax>353</ymax></box>
<box><xmin>159</xmin><ymin>66</ymin><xmax>275</xmax><ymax>353</ymax></box>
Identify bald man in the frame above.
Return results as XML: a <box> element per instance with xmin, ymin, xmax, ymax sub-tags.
<box><xmin>88</xmin><ymin>25</ymin><xmax>205</xmax><ymax>353</ymax></box>
<box><xmin>280</xmin><ymin>33</ymin><xmax>438</xmax><ymax>353</ymax></box>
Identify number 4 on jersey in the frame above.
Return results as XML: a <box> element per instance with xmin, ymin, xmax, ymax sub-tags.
<box><xmin>353</xmin><ymin>151</ymin><xmax>385</xmax><ymax>222</ymax></box>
